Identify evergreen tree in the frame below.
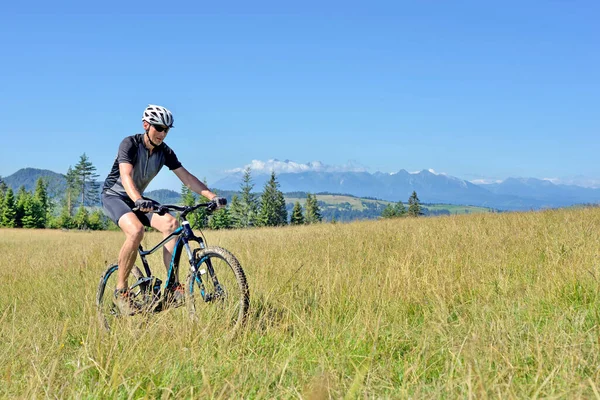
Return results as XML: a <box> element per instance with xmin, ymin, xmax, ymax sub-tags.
<box><xmin>33</xmin><ymin>178</ymin><xmax>49</xmax><ymax>228</ymax></box>
<box><xmin>73</xmin><ymin>206</ymin><xmax>90</xmax><ymax>229</ymax></box>
<box><xmin>258</xmin><ymin>171</ymin><xmax>287</xmax><ymax>227</ymax></box>
<box><xmin>57</xmin><ymin>204</ymin><xmax>73</xmax><ymax>229</ymax></box>
<box><xmin>0</xmin><ymin>179</ymin><xmax>5</xmax><ymax>226</ymax></box>
<box><xmin>88</xmin><ymin>210</ymin><xmax>106</xmax><ymax>230</ymax></box>
<box><xmin>381</xmin><ymin>204</ymin><xmax>397</xmax><ymax>219</ymax></box>
<box><xmin>1</xmin><ymin>188</ymin><xmax>17</xmax><ymax>228</ymax></box>
<box><xmin>304</xmin><ymin>193</ymin><xmax>322</xmax><ymax>224</ymax></box>
<box><xmin>208</xmin><ymin>208</ymin><xmax>231</xmax><ymax>230</ymax></box>
<box><xmin>239</xmin><ymin>167</ymin><xmax>259</xmax><ymax>227</ymax></box>
<box><xmin>74</xmin><ymin>153</ymin><xmax>100</xmax><ymax>206</ymax></box>
<box><xmin>21</xmin><ymin>195</ymin><xmax>43</xmax><ymax>228</ymax></box>
<box><xmin>181</xmin><ymin>183</ymin><xmax>209</xmax><ymax>228</ymax></box>
<box><xmin>394</xmin><ymin>200</ymin><xmax>407</xmax><ymax>216</ymax></box>
<box><xmin>14</xmin><ymin>186</ymin><xmax>29</xmax><ymax>228</ymax></box>
<box><xmin>228</xmin><ymin>195</ymin><xmax>243</xmax><ymax>228</ymax></box>
<box><xmin>408</xmin><ymin>191</ymin><xmax>422</xmax><ymax>217</ymax></box>
<box><xmin>381</xmin><ymin>200</ymin><xmax>407</xmax><ymax>219</ymax></box>
<box><xmin>290</xmin><ymin>201</ymin><xmax>305</xmax><ymax>225</ymax></box>
<box><xmin>65</xmin><ymin>166</ymin><xmax>79</xmax><ymax>217</ymax></box>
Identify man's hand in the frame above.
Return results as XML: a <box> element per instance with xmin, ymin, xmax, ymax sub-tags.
<box><xmin>134</xmin><ymin>198</ymin><xmax>154</xmax><ymax>212</ymax></box>
<box><xmin>208</xmin><ymin>197</ymin><xmax>227</xmax><ymax>211</ymax></box>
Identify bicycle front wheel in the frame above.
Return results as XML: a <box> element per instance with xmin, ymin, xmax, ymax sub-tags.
<box><xmin>186</xmin><ymin>246</ymin><xmax>250</xmax><ymax>331</ymax></box>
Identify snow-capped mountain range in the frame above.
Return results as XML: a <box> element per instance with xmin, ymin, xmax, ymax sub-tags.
<box><xmin>3</xmin><ymin>161</ymin><xmax>600</xmax><ymax>211</ymax></box>
<box><xmin>214</xmin><ymin>160</ymin><xmax>600</xmax><ymax>210</ymax></box>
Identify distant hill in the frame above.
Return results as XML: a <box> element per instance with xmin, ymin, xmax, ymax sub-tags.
<box><xmin>4</xmin><ymin>166</ymin><xmax>600</xmax><ymax>212</ymax></box>
<box><xmin>147</xmin><ymin>189</ymin><xmax>492</xmax><ymax>222</ymax></box>
<box><xmin>2</xmin><ymin>168</ymin><xmax>67</xmax><ymax>198</ymax></box>
<box><xmin>144</xmin><ymin>189</ymin><xmax>181</xmax><ymax>204</ymax></box>
<box><xmin>283</xmin><ymin>193</ymin><xmax>492</xmax><ymax>222</ymax></box>
<box><xmin>479</xmin><ymin>178</ymin><xmax>600</xmax><ymax>208</ymax></box>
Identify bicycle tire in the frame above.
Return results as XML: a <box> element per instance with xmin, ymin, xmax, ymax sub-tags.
<box><xmin>186</xmin><ymin>246</ymin><xmax>250</xmax><ymax>332</ymax></box>
<box><xmin>96</xmin><ymin>264</ymin><xmax>146</xmax><ymax>330</ymax></box>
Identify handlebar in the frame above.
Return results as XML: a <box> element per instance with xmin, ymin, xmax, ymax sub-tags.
<box><xmin>132</xmin><ymin>199</ymin><xmax>227</xmax><ymax>219</ymax></box>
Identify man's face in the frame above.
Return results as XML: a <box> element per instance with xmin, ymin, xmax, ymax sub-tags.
<box><xmin>143</xmin><ymin>121</ymin><xmax>170</xmax><ymax>145</ymax></box>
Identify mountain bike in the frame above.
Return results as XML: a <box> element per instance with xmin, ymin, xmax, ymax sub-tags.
<box><xmin>96</xmin><ymin>201</ymin><xmax>250</xmax><ymax>331</ymax></box>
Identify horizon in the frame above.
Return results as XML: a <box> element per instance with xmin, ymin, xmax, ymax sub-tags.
<box><xmin>2</xmin><ymin>1</ymin><xmax>599</xmax><ymax>191</ymax></box>
<box><xmin>3</xmin><ymin>162</ymin><xmax>600</xmax><ymax>192</ymax></box>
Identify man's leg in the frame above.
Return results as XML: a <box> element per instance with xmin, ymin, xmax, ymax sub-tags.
<box><xmin>150</xmin><ymin>213</ymin><xmax>180</xmax><ymax>278</ymax></box>
<box><xmin>117</xmin><ymin>213</ymin><xmax>146</xmax><ymax>290</ymax></box>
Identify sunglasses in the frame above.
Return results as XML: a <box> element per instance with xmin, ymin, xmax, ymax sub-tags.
<box><xmin>152</xmin><ymin>125</ymin><xmax>170</xmax><ymax>133</ymax></box>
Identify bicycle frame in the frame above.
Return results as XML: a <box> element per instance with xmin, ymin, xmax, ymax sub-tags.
<box><xmin>137</xmin><ymin>220</ymin><xmax>206</xmax><ymax>291</ymax></box>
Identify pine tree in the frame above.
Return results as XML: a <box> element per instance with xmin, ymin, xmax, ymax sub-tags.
<box><xmin>228</xmin><ymin>195</ymin><xmax>243</xmax><ymax>228</ymax></box>
<box><xmin>290</xmin><ymin>201</ymin><xmax>305</xmax><ymax>225</ymax></box>
<box><xmin>74</xmin><ymin>153</ymin><xmax>100</xmax><ymax>206</ymax></box>
<box><xmin>304</xmin><ymin>193</ymin><xmax>322</xmax><ymax>224</ymax></box>
<box><xmin>33</xmin><ymin>178</ymin><xmax>49</xmax><ymax>228</ymax></box>
<box><xmin>65</xmin><ymin>166</ymin><xmax>79</xmax><ymax>217</ymax></box>
<box><xmin>381</xmin><ymin>204</ymin><xmax>397</xmax><ymax>218</ymax></box>
<box><xmin>0</xmin><ymin>179</ymin><xmax>6</xmax><ymax>226</ymax></box>
<box><xmin>382</xmin><ymin>200</ymin><xmax>407</xmax><ymax>219</ymax></box>
<box><xmin>0</xmin><ymin>177</ymin><xmax>6</xmax><ymax>196</ymax></box>
<box><xmin>181</xmin><ymin>183</ymin><xmax>209</xmax><ymax>228</ymax></box>
<box><xmin>394</xmin><ymin>201</ymin><xmax>407</xmax><ymax>216</ymax></box>
<box><xmin>258</xmin><ymin>171</ymin><xmax>287</xmax><ymax>227</ymax></box>
<box><xmin>208</xmin><ymin>208</ymin><xmax>231</xmax><ymax>230</ymax></box>
<box><xmin>21</xmin><ymin>195</ymin><xmax>43</xmax><ymax>228</ymax></box>
<box><xmin>239</xmin><ymin>167</ymin><xmax>259</xmax><ymax>227</ymax></box>
<box><xmin>73</xmin><ymin>206</ymin><xmax>90</xmax><ymax>229</ymax></box>
<box><xmin>57</xmin><ymin>203</ymin><xmax>73</xmax><ymax>229</ymax></box>
<box><xmin>408</xmin><ymin>191</ymin><xmax>422</xmax><ymax>217</ymax></box>
<box><xmin>1</xmin><ymin>188</ymin><xmax>17</xmax><ymax>228</ymax></box>
<box><xmin>14</xmin><ymin>186</ymin><xmax>29</xmax><ymax>228</ymax></box>
<box><xmin>88</xmin><ymin>210</ymin><xmax>106</xmax><ymax>230</ymax></box>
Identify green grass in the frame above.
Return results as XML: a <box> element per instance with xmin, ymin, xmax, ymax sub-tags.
<box><xmin>285</xmin><ymin>194</ymin><xmax>366</xmax><ymax>209</ymax></box>
<box><xmin>423</xmin><ymin>203</ymin><xmax>492</xmax><ymax>214</ymax></box>
<box><xmin>1</xmin><ymin>207</ymin><xmax>600</xmax><ymax>397</ymax></box>
<box><xmin>285</xmin><ymin>193</ymin><xmax>492</xmax><ymax>214</ymax></box>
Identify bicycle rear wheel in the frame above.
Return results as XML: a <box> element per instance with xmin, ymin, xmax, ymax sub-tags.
<box><xmin>186</xmin><ymin>246</ymin><xmax>250</xmax><ymax>331</ymax></box>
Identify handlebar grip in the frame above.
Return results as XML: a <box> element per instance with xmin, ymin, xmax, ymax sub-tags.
<box><xmin>131</xmin><ymin>206</ymin><xmax>168</xmax><ymax>214</ymax></box>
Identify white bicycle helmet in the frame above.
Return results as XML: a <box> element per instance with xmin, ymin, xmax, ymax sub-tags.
<box><xmin>142</xmin><ymin>104</ymin><xmax>174</xmax><ymax>128</ymax></box>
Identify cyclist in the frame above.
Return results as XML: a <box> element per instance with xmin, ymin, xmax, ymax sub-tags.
<box><xmin>101</xmin><ymin>104</ymin><xmax>225</xmax><ymax>315</ymax></box>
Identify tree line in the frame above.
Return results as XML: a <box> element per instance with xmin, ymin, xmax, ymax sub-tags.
<box><xmin>0</xmin><ymin>154</ymin><xmax>109</xmax><ymax>230</ymax></box>
<box><xmin>0</xmin><ymin>159</ymin><xmax>323</xmax><ymax>231</ymax></box>
<box><xmin>182</xmin><ymin>168</ymin><xmax>322</xmax><ymax>230</ymax></box>
<box><xmin>0</xmin><ymin>153</ymin><xmax>427</xmax><ymax>230</ymax></box>
<box><xmin>380</xmin><ymin>191</ymin><xmax>423</xmax><ymax>218</ymax></box>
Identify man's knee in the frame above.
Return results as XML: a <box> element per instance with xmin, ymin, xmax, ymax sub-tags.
<box><xmin>125</xmin><ymin>225</ymin><xmax>145</xmax><ymax>243</ymax></box>
<box><xmin>151</xmin><ymin>214</ymin><xmax>179</xmax><ymax>235</ymax></box>
<box><xmin>163</xmin><ymin>217</ymin><xmax>179</xmax><ymax>234</ymax></box>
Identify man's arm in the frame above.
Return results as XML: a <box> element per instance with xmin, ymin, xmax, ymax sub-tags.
<box><xmin>173</xmin><ymin>166</ymin><xmax>217</xmax><ymax>200</ymax></box>
<box><xmin>119</xmin><ymin>163</ymin><xmax>144</xmax><ymax>202</ymax></box>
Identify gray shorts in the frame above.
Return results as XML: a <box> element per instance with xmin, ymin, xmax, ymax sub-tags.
<box><xmin>101</xmin><ymin>192</ymin><xmax>159</xmax><ymax>227</ymax></box>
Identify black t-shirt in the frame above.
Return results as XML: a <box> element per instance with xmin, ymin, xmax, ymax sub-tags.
<box><xmin>102</xmin><ymin>134</ymin><xmax>182</xmax><ymax>198</ymax></box>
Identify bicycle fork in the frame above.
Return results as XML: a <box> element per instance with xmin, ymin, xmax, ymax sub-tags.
<box><xmin>181</xmin><ymin>223</ymin><xmax>224</xmax><ymax>302</ymax></box>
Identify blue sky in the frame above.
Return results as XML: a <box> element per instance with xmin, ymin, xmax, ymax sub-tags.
<box><xmin>1</xmin><ymin>0</ymin><xmax>599</xmax><ymax>190</ymax></box>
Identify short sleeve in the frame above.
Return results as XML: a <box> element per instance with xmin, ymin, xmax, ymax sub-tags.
<box><xmin>117</xmin><ymin>136</ymin><xmax>137</xmax><ymax>165</ymax></box>
<box><xmin>163</xmin><ymin>144</ymin><xmax>182</xmax><ymax>170</ymax></box>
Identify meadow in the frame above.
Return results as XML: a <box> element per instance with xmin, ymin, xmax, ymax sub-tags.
<box><xmin>1</xmin><ymin>207</ymin><xmax>600</xmax><ymax>398</ymax></box>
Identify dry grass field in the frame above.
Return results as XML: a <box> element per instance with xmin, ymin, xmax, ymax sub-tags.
<box><xmin>1</xmin><ymin>207</ymin><xmax>600</xmax><ymax>398</ymax></box>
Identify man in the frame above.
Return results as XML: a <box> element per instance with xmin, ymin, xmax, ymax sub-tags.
<box><xmin>102</xmin><ymin>104</ymin><xmax>225</xmax><ymax>314</ymax></box>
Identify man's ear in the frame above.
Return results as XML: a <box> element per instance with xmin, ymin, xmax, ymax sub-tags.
<box><xmin>142</xmin><ymin>120</ymin><xmax>150</xmax><ymax>131</ymax></box>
